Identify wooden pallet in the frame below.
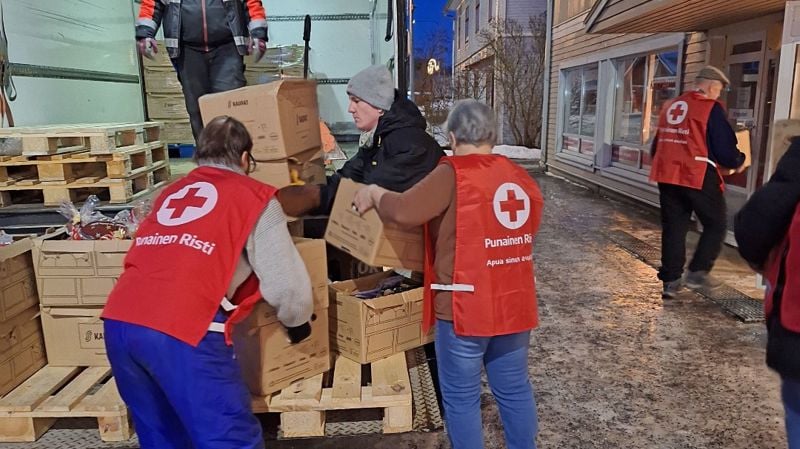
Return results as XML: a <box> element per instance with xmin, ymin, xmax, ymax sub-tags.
<box><xmin>0</xmin><ymin>142</ymin><xmax>168</xmax><ymax>186</ymax></box>
<box><xmin>0</xmin><ymin>161</ymin><xmax>170</xmax><ymax>207</ymax></box>
<box><xmin>0</xmin><ymin>366</ymin><xmax>131</xmax><ymax>443</ymax></box>
<box><xmin>251</xmin><ymin>352</ymin><xmax>413</xmax><ymax>438</ymax></box>
<box><xmin>0</xmin><ymin>122</ymin><xmax>162</xmax><ymax>156</ymax></box>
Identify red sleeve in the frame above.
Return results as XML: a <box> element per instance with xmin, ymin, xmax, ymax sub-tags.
<box><xmin>138</xmin><ymin>0</ymin><xmax>156</xmax><ymax>20</ymax></box>
<box><xmin>246</xmin><ymin>0</ymin><xmax>266</xmax><ymax>21</ymax></box>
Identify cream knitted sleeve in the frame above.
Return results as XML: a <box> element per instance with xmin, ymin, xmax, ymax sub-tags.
<box><xmin>244</xmin><ymin>198</ymin><xmax>313</xmax><ymax>328</ymax></box>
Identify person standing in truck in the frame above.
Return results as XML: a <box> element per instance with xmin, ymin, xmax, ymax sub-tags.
<box><xmin>135</xmin><ymin>0</ymin><xmax>269</xmax><ymax>141</ymax></box>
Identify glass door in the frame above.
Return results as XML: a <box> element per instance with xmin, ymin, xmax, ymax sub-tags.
<box><xmin>722</xmin><ymin>32</ymin><xmax>768</xmax><ymax>228</ymax></box>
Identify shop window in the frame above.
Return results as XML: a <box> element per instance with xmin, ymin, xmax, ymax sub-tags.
<box><xmin>561</xmin><ymin>64</ymin><xmax>598</xmax><ymax>155</ymax></box>
<box><xmin>611</xmin><ymin>50</ymin><xmax>678</xmax><ymax>170</ymax></box>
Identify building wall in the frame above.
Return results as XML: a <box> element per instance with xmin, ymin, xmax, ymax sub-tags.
<box><xmin>545</xmin><ymin>10</ymin><xmax>708</xmax><ymax>204</ymax></box>
<box><xmin>453</xmin><ymin>0</ymin><xmax>546</xmax><ymax>67</ymax></box>
<box><xmin>506</xmin><ymin>0</ymin><xmax>546</xmax><ymax>24</ymax></box>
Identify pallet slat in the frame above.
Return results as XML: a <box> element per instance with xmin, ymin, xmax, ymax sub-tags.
<box><xmin>0</xmin><ymin>122</ymin><xmax>162</xmax><ymax>156</ymax></box>
<box><xmin>0</xmin><ymin>366</ymin><xmax>131</xmax><ymax>443</ymax></box>
<box><xmin>38</xmin><ymin>367</ymin><xmax>110</xmax><ymax>413</ymax></box>
<box><xmin>0</xmin><ymin>367</ymin><xmax>80</xmax><ymax>413</ymax></box>
<box><xmin>331</xmin><ymin>356</ymin><xmax>361</xmax><ymax>400</ymax></box>
<box><xmin>252</xmin><ymin>353</ymin><xmax>414</xmax><ymax>438</ymax></box>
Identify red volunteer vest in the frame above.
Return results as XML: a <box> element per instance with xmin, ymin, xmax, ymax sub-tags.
<box><xmin>423</xmin><ymin>155</ymin><xmax>544</xmax><ymax>337</ymax></box>
<box><xmin>102</xmin><ymin>166</ymin><xmax>275</xmax><ymax>347</ymax></box>
<box><xmin>650</xmin><ymin>91</ymin><xmax>724</xmax><ymax>191</ymax></box>
<box><xmin>764</xmin><ymin>204</ymin><xmax>800</xmax><ymax>332</ymax></box>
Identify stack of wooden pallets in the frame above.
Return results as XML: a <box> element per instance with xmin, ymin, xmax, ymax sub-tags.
<box><xmin>0</xmin><ymin>122</ymin><xmax>170</xmax><ymax>207</ymax></box>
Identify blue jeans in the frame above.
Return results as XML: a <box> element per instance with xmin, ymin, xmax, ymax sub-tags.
<box><xmin>104</xmin><ymin>311</ymin><xmax>263</xmax><ymax>449</ymax></box>
<box><xmin>435</xmin><ymin>320</ymin><xmax>538</xmax><ymax>449</ymax></box>
<box><xmin>784</xmin><ymin>376</ymin><xmax>800</xmax><ymax>449</ymax></box>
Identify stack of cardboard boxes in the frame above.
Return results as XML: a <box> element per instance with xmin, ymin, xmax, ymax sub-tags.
<box><xmin>141</xmin><ymin>43</ymin><xmax>306</xmax><ymax>146</ymax></box>
<box><xmin>244</xmin><ymin>45</ymin><xmax>305</xmax><ymax>87</ymax></box>
<box><xmin>0</xmin><ymin>238</ymin><xmax>47</xmax><ymax>395</ymax></box>
<box><xmin>325</xmin><ymin>180</ymin><xmax>434</xmax><ymax>364</ymax></box>
<box><xmin>141</xmin><ymin>46</ymin><xmax>193</xmax><ymax>145</ymax></box>
<box><xmin>32</xmin><ymin>237</ymin><xmax>129</xmax><ymax>366</ymax></box>
<box><xmin>200</xmin><ymin>79</ymin><xmax>434</xmax><ymax>370</ymax></box>
<box><xmin>199</xmin><ymin>80</ymin><xmax>325</xmax><ymax>189</ymax></box>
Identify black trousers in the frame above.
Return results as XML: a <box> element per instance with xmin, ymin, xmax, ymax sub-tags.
<box><xmin>658</xmin><ymin>166</ymin><xmax>728</xmax><ymax>282</ymax></box>
<box><xmin>173</xmin><ymin>42</ymin><xmax>246</xmax><ymax>142</ymax></box>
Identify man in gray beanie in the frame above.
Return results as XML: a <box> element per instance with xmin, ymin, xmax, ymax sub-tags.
<box><xmin>277</xmin><ymin>64</ymin><xmax>444</xmax><ymax>279</ymax></box>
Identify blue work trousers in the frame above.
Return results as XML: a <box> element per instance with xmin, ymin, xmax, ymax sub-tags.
<box><xmin>104</xmin><ymin>311</ymin><xmax>263</xmax><ymax>449</ymax></box>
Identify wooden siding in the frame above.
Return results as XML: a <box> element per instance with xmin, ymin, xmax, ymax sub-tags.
<box><xmin>590</xmin><ymin>0</ymin><xmax>785</xmax><ymax>34</ymax></box>
<box><xmin>682</xmin><ymin>32</ymin><xmax>708</xmax><ymax>92</ymax></box>
<box><xmin>545</xmin><ymin>14</ymin><xmax>708</xmax><ymax>201</ymax></box>
<box><xmin>546</xmin><ymin>12</ymin><xmax>652</xmax><ymax>162</ymax></box>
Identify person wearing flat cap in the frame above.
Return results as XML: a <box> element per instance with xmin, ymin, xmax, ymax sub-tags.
<box><xmin>650</xmin><ymin>65</ymin><xmax>747</xmax><ymax>299</ymax></box>
<box><xmin>277</xmin><ymin>64</ymin><xmax>444</xmax><ymax>224</ymax></box>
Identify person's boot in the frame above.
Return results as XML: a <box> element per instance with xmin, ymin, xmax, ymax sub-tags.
<box><xmin>685</xmin><ymin>270</ymin><xmax>724</xmax><ymax>290</ymax></box>
<box><xmin>662</xmin><ymin>279</ymin><xmax>683</xmax><ymax>299</ymax></box>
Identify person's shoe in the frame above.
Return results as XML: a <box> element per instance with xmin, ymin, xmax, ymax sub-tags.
<box><xmin>662</xmin><ymin>279</ymin><xmax>683</xmax><ymax>299</ymax></box>
<box><xmin>685</xmin><ymin>270</ymin><xmax>724</xmax><ymax>290</ymax></box>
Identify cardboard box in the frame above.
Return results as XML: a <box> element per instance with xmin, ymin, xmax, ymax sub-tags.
<box><xmin>329</xmin><ymin>271</ymin><xmax>433</xmax><ymax>364</ymax></box>
<box><xmin>293</xmin><ymin>238</ymin><xmax>329</xmax><ymax>310</ymax></box>
<box><xmin>245</xmin><ymin>70</ymin><xmax>281</xmax><ymax>86</ymax></box>
<box><xmin>198</xmin><ymin>80</ymin><xmax>321</xmax><ymax>161</ymax></box>
<box><xmin>141</xmin><ymin>41</ymin><xmax>174</xmax><ymax>67</ymax></box>
<box><xmin>735</xmin><ymin>129</ymin><xmax>753</xmax><ymax>172</ymax></box>
<box><xmin>32</xmin><ymin>239</ymin><xmax>132</xmax><ymax>307</ymax></box>
<box><xmin>251</xmin><ymin>147</ymin><xmax>326</xmax><ymax>189</ymax></box>
<box><xmin>40</xmin><ymin>306</ymin><xmax>107</xmax><ymax>367</ymax></box>
<box><xmin>0</xmin><ymin>238</ymin><xmax>40</xmax><ymax>322</ymax></box>
<box><xmin>234</xmin><ymin>305</ymin><xmax>329</xmax><ymax>396</ymax></box>
<box><xmin>147</xmin><ymin>93</ymin><xmax>190</xmax><ymax>120</ymax></box>
<box><xmin>287</xmin><ymin>218</ymin><xmax>304</xmax><ymax>238</ymax></box>
<box><xmin>0</xmin><ymin>306</ymin><xmax>47</xmax><ymax>396</ymax></box>
<box><xmin>144</xmin><ymin>67</ymin><xmax>182</xmax><ymax>93</ymax></box>
<box><xmin>325</xmin><ymin>179</ymin><xmax>424</xmax><ymax>271</ymax></box>
<box><xmin>161</xmin><ymin>119</ymin><xmax>195</xmax><ymax>144</ymax></box>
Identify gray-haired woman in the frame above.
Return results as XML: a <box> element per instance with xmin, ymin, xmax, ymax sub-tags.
<box><xmin>353</xmin><ymin>100</ymin><xmax>544</xmax><ymax>449</ymax></box>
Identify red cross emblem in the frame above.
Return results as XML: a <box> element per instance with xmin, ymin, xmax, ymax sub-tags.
<box><xmin>156</xmin><ymin>182</ymin><xmax>219</xmax><ymax>227</ymax></box>
<box><xmin>165</xmin><ymin>187</ymin><xmax>207</xmax><ymax>219</ymax></box>
<box><xmin>493</xmin><ymin>183</ymin><xmax>530</xmax><ymax>230</ymax></box>
<box><xmin>666</xmin><ymin>101</ymin><xmax>689</xmax><ymax>125</ymax></box>
<box><xmin>500</xmin><ymin>189</ymin><xmax>526</xmax><ymax>222</ymax></box>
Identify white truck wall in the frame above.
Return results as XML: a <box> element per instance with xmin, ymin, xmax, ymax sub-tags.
<box><xmin>265</xmin><ymin>0</ymin><xmax>396</xmax><ymax>134</ymax></box>
<box><xmin>4</xmin><ymin>0</ymin><xmax>144</xmax><ymax>126</ymax></box>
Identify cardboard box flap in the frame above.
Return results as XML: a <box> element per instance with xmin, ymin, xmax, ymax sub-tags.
<box><xmin>286</xmin><ymin>148</ymin><xmax>324</xmax><ymax>165</ymax></box>
<box><xmin>362</xmin><ymin>294</ymin><xmax>407</xmax><ymax>311</ymax></box>
<box><xmin>0</xmin><ymin>238</ymin><xmax>32</xmax><ymax>262</ymax></box>
<box><xmin>41</xmin><ymin>307</ymin><xmax>103</xmax><ymax>318</ymax></box>
<box><xmin>36</xmin><ymin>239</ymin><xmax>131</xmax><ymax>254</ymax></box>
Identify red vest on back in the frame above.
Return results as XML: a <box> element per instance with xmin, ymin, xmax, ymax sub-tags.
<box><xmin>423</xmin><ymin>155</ymin><xmax>544</xmax><ymax>337</ymax></box>
<box><xmin>764</xmin><ymin>204</ymin><xmax>800</xmax><ymax>332</ymax></box>
<box><xmin>102</xmin><ymin>166</ymin><xmax>275</xmax><ymax>347</ymax></box>
<box><xmin>650</xmin><ymin>91</ymin><xmax>722</xmax><ymax>190</ymax></box>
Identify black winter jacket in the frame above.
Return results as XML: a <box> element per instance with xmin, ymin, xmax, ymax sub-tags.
<box><xmin>735</xmin><ymin>138</ymin><xmax>800</xmax><ymax>379</ymax></box>
<box><xmin>735</xmin><ymin>138</ymin><xmax>800</xmax><ymax>269</ymax></box>
<box><xmin>315</xmin><ymin>93</ymin><xmax>444</xmax><ymax>215</ymax></box>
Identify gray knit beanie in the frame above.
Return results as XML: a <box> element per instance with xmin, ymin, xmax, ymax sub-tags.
<box><xmin>347</xmin><ymin>65</ymin><xmax>395</xmax><ymax>111</ymax></box>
